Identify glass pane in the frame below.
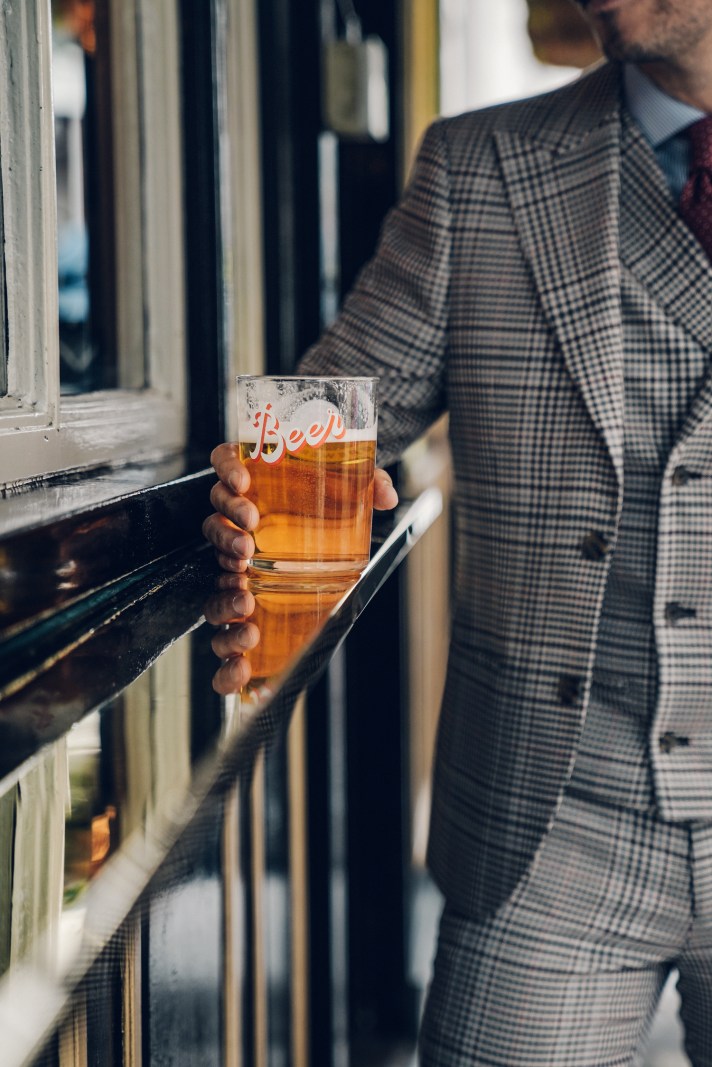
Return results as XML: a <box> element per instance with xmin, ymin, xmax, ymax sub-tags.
<box><xmin>0</xmin><ymin>160</ymin><xmax>6</xmax><ymax>399</ymax></box>
<box><xmin>52</xmin><ymin>0</ymin><xmax>116</xmax><ymax>394</ymax></box>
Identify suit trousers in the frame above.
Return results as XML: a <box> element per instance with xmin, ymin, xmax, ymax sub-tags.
<box><xmin>418</xmin><ymin>790</ymin><xmax>712</xmax><ymax>1066</ymax></box>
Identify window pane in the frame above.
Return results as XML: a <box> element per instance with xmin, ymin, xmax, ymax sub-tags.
<box><xmin>0</xmin><ymin>162</ymin><xmax>6</xmax><ymax>399</ymax></box>
<box><xmin>53</xmin><ymin>0</ymin><xmax>117</xmax><ymax>394</ymax></box>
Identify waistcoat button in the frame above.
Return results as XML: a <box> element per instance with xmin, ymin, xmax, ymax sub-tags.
<box><xmin>659</xmin><ymin>732</ymin><xmax>690</xmax><ymax>754</ymax></box>
<box><xmin>672</xmin><ymin>466</ymin><xmax>701</xmax><ymax>487</ymax></box>
<box><xmin>579</xmin><ymin>531</ymin><xmax>610</xmax><ymax>562</ymax></box>
<box><xmin>664</xmin><ymin>602</ymin><xmax>697</xmax><ymax>625</ymax></box>
<box><xmin>558</xmin><ymin>674</ymin><xmax>582</xmax><ymax>706</ymax></box>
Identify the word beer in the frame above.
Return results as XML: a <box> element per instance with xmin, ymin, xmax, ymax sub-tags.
<box><xmin>237</xmin><ymin>376</ymin><xmax>378</xmax><ymax>584</ymax></box>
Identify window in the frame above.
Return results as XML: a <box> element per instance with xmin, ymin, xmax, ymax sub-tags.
<box><xmin>0</xmin><ymin>0</ymin><xmax>186</xmax><ymax>489</ymax></box>
<box><xmin>53</xmin><ymin>0</ymin><xmax>98</xmax><ymax>394</ymax></box>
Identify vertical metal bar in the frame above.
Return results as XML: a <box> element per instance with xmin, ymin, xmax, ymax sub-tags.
<box><xmin>250</xmin><ymin>756</ymin><xmax>267</xmax><ymax>1067</ymax></box>
<box><xmin>121</xmin><ymin>917</ymin><xmax>143</xmax><ymax>1066</ymax></box>
<box><xmin>327</xmin><ymin>648</ymin><xmax>350</xmax><ymax>1067</ymax></box>
<box><xmin>0</xmin><ymin>784</ymin><xmax>14</xmax><ymax>977</ymax></box>
<box><xmin>223</xmin><ymin>786</ymin><xmax>244</xmax><ymax>1067</ymax></box>
<box><xmin>58</xmin><ymin>991</ymin><xmax>88</xmax><ymax>1067</ymax></box>
<box><xmin>288</xmin><ymin>695</ymin><xmax>309</xmax><ymax>1067</ymax></box>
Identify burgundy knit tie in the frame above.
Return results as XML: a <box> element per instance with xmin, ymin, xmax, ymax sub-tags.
<box><xmin>680</xmin><ymin>115</ymin><xmax>712</xmax><ymax>260</ymax></box>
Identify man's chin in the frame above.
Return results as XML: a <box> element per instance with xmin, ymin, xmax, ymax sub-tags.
<box><xmin>601</xmin><ymin>41</ymin><xmax>664</xmax><ymax>62</ymax></box>
<box><xmin>595</xmin><ymin>25</ymin><xmax>664</xmax><ymax>64</ymax></box>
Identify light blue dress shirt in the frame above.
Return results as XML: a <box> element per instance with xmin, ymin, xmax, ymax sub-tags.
<box><xmin>624</xmin><ymin>64</ymin><xmax>706</xmax><ymax>202</ymax></box>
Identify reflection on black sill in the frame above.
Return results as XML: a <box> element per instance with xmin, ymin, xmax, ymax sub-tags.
<box><xmin>0</xmin><ymin>465</ymin><xmax>212</xmax><ymax>652</ymax></box>
<box><xmin>207</xmin><ymin>574</ymin><xmax>356</xmax><ymax>704</ymax></box>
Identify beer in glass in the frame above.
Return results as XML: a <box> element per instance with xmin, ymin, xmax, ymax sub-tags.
<box><xmin>236</xmin><ymin>376</ymin><xmax>378</xmax><ymax>584</ymax></box>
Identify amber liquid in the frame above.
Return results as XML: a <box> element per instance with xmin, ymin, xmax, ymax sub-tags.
<box><xmin>238</xmin><ymin>439</ymin><xmax>376</xmax><ymax>580</ymax></box>
<box><xmin>244</xmin><ymin>586</ymin><xmax>348</xmax><ymax>695</ymax></box>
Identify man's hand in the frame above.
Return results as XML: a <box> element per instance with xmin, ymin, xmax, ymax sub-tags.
<box><xmin>202</xmin><ymin>444</ymin><xmax>259</xmax><ymax>572</ymax></box>
<box><xmin>373</xmin><ymin>468</ymin><xmax>400</xmax><ymax>510</ymax></box>
<box><xmin>203</xmin><ymin>573</ymin><xmax>259</xmax><ymax>693</ymax></box>
<box><xmin>202</xmin><ymin>442</ymin><xmax>399</xmax><ymax>571</ymax></box>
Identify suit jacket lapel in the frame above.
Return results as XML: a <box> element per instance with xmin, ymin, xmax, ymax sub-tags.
<box><xmin>494</xmin><ymin>68</ymin><xmax>624</xmax><ymax>485</ymax></box>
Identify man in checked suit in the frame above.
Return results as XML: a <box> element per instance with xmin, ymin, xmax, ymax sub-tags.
<box><xmin>205</xmin><ymin>0</ymin><xmax>712</xmax><ymax>1062</ymax></box>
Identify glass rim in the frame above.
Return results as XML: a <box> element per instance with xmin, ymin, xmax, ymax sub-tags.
<box><xmin>235</xmin><ymin>374</ymin><xmax>379</xmax><ymax>384</ymax></box>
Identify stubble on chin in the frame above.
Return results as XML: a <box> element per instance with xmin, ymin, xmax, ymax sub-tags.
<box><xmin>598</xmin><ymin>28</ymin><xmax>667</xmax><ymax>64</ymax></box>
<box><xmin>587</xmin><ymin>0</ymin><xmax>709</xmax><ymax>65</ymax></box>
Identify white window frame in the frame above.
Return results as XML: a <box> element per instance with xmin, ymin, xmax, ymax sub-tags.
<box><xmin>0</xmin><ymin>0</ymin><xmax>187</xmax><ymax>489</ymax></box>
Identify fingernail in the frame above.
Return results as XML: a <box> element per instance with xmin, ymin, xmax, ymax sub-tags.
<box><xmin>228</xmin><ymin>471</ymin><xmax>244</xmax><ymax>493</ymax></box>
<box><xmin>241</xmin><ymin>506</ymin><xmax>257</xmax><ymax>532</ymax></box>
<box><xmin>232</xmin><ymin>591</ymin><xmax>255</xmax><ymax>616</ymax></box>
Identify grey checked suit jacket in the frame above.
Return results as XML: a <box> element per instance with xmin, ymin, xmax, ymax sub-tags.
<box><xmin>301</xmin><ymin>61</ymin><xmax>681</xmax><ymax>920</ymax></box>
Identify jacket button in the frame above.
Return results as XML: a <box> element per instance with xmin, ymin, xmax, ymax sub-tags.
<box><xmin>579</xmin><ymin>531</ymin><xmax>610</xmax><ymax>562</ymax></box>
<box><xmin>664</xmin><ymin>602</ymin><xmax>697</xmax><ymax>625</ymax></box>
<box><xmin>659</xmin><ymin>732</ymin><xmax>690</xmax><ymax>754</ymax></box>
<box><xmin>672</xmin><ymin>466</ymin><xmax>700</xmax><ymax>487</ymax></box>
<box><xmin>558</xmin><ymin>674</ymin><xmax>583</xmax><ymax>706</ymax></box>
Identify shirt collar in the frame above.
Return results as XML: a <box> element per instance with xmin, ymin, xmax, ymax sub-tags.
<box><xmin>624</xmin><ymin>63</ymin><xmax>705</xmax><ymax>147</ymax></box>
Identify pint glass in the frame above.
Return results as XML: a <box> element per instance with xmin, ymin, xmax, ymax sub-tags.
<box><xmin>236</xmin><ymin>376</ymin><xmax>378</xmax><ymax>583</ymax></box>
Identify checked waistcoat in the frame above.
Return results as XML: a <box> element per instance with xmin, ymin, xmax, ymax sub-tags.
<box><xmin>570</xmin><ymin>111</ymin><xmax>712</xmax><ymax>818</ymax></box>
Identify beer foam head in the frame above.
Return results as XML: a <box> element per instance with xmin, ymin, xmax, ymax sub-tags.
<box><xmin>239</xmin><ymin>393</ymin><xmax>377</xmax><ymax>443</ymax></box>
<box><xmin>293</xmin><ymin>398</ymin><xmax>340</xmax><ymax>430</ymax></box>
<box><xmin>292</xmin><ymin>398</ymin><xmax>376</xmax><ymax>440</ymax></box>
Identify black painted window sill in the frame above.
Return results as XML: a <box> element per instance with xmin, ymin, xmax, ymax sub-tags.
<box><xmin>0</xmin><ymin>486</ymin><xmax>441</xmax><ymax>1067</ymax></box>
